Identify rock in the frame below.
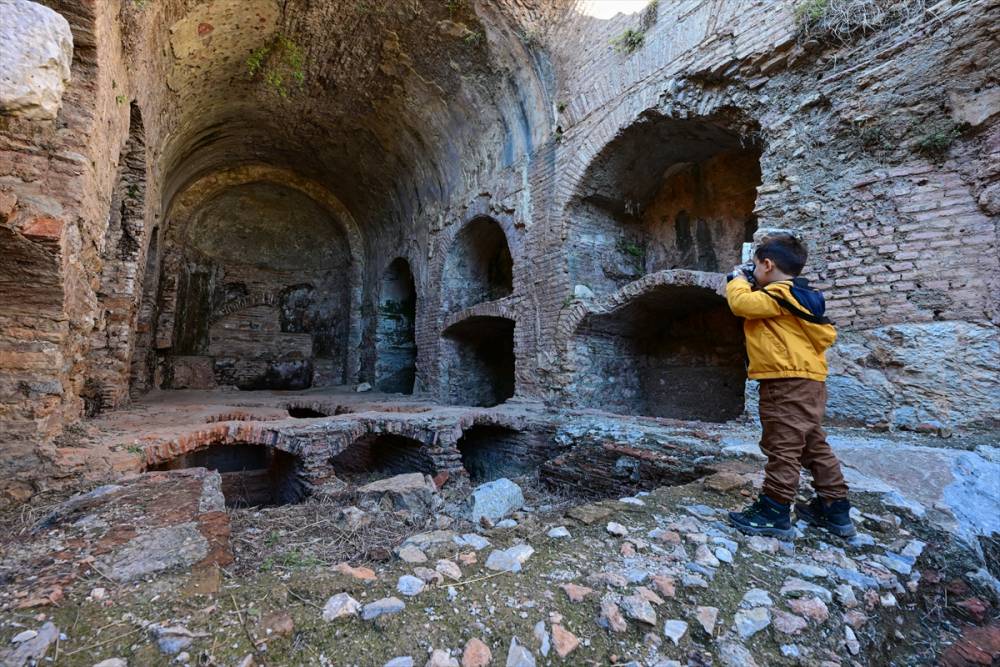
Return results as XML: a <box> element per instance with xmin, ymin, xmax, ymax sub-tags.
<box><xmin>650</xmin><ymin>529</ymin><xmax>681</xmax><ymax>545</ymax></box>
<box><xmin>362</xmin><ymin>597</ymin><xmax>405</xmax><ymax>620</ymax></box>
<box><xmin>606</xmin><ymin>521</ymin><xmax>628</xmax><ymax>536</ymax></box>
<box><xmin>718</xmin><ymin>641</ymin><xmax>759</xmax><ymax>667</ymax></box>
<box><xmin>788</xmin><ymin>596</ymin><xmax>829</xmax><ymax>623</ymax></box>
<box><xmin>662</xmin><ymin>620</ymin><xmax>688</xmax><ymax>646</ymax></box>
<box><xmin>11</xmin><ymin>630</ymin><xmax>37</xmax><ymax>643</ymax></box>
<box><xmin>573</xmin><ymin>284</ymin><xmax>594</xmax><ymax>299</ymax></box>
<box><xmin>356</xmin><ymin>382</ymin><xmax>372</xmax><ymax>392</ymax></box>
<box><xmin>747</xmin><ymin>536</ymin><xmax>780</xmax><ymax>553</ymax></box>
<box><xmin>651</xmin><ymin>575</ymin><xmax>676</xmax><ymax>598</ymax></box>
<box><xmin>780</xmin><ymin>644</ymin><xmax>801</xmax><ymax>658</ymax></box>
<box><xmin>734</xmin><ymin>607</ymin><xmax>771</xmax><ymax>639</ymax></box>
<box><xmin>436</xmin><ymin>559</ymin><xmax>462</xmax><ymax>581</ymax></box>
<box><xmin>771</xmin><ymin>609</ymin><xmax>808</xmax><ymax>635</ymax></box>
<box><xmin>413</xmin><ymin>567</ymin><xmax>444</xmax><ymax>584</ymax></box>
<box><xmin>93</xmin><ymin>660</ymin><xmax>128</xmax><ymax>667</ymax></box>
<box><xmin>359</xmin><ymin>473</ymin><xmax>439</xmax><ymax>513</ymax></box>
<box><xmin>703</xmin><ymin>471</ymin><xmax>748</xmax><ymax>492</ymax></box>
<box><xmin>98</xmin><ymin>522</ymin><xmax>209</xmax><ymax>582</ymax></box>
<box><xmin>397</xmin><ymin>575</ymin><xmax>425</xmax><ymax>596</ymax></box>
<box><xmin>901</xmin><ymin>539</ymin><xmax>926</xmax><ymax>559</ymax></box>
<box><xmin>533</xmin><ymin>621</ymin><xmax>550</xmax><ymax>657</ymax></box>
<box><xmin>468</xmin><ymin>479</ymin><xmax>524</xmax><ymax>523</ymax></box>
<box><xmin>715</xmin><ymin>547</ymin><xmax>733</xmax><ymax>563</ymax></box>
<box><xmin>621</xmin><ymin>594</ymin><xmax>657</xmax><ymax>625</ymax></box>
<box><xmin>880</xmin><ymin>592</ymin><xmax>898</xmax><ymax>607</ymax></box>
<box><xmin>386</xmin><ymin>658</ymin><xmax>415</xmax><ymax>667</ymax></box>
<box><xmin>694</xmin><ymin>606</ymin><xmax>719</xmax><ymax>635</ymax></box>
<box><xmin>786</xmin><ymin>563</ymin><xmax>829</xmax><ymax>579</ymax></box>
<box><xmin>0</xmin><ymin>0</ymin><xmax>73</xmax><ymax>120</ymax></box>
<box><xmin>505</xmin><ymin>637</ymin><xmax>535</xmax><ymax>667</ymax></box>
<box><xmin>780</xmin><ymin>577</ymin><xmax>833</xmax><ymax>603</ymax></box>
<box><xmin>845</xmin><ymin>626</ymin><xmax>860</xmax><ymax>656</ymax></box>
<box><xmin>566</xmin><ymin>503</ymin><xmax>613</xmax><ymax>525</ymax></box>
<box><xmin>485</xmin><ymin>544</ymin><xmax>534</xmax><ymax>573</ymax></box>
<box><xmin>323</xmin><ymin>593</ymin><xmax>361</xmax><ymax>621</ymax></box>
<box><xmin>598</xmin><ymin>599</ymin><xmax>628</xmax><ymax>633</ymax></box>
<box><xmin>879</xmin><ymin>552</ymin><xmax>914</xmax><ymax>576</ymax></box>
<box><xmin>90</xmin><ymin>587</ymin><xmax>107</xmax><ymax>601</ymax></box>
<box><xmin>740</xmin><ymin>588</ymin><xmax>773</xmax><ymax>608</ymax></box>
<box><xmin>681</xmin><ymin>573</ymin><xmax>708</xmax><ymax>588</ymax></box>
<box><xmin>462</xmin><ymin>637</ymin><xmax>492</xmax><ymax>667</ymax></box>
<box><xmin>335</xmin><ymin>506</ymin><xmax>370</xmax><ymax>529</ymax></box>
<box><xmin>551</xmin><ymin>624</ymin><xmax>579</xmax><ymax>658</ymax></box>
<box><xmin>335</xmin><ymin>562</ymin><xmax>377</xmax><ymax>582</ymax></box>
<box><xmin>694</xmin><ymin>544</ymin><xmax>720</xmax><ymax>568</ymax></box>
<box><xmin>619</xmin><ymin>496</ymin><xmax>645</xmax><ymax>506</ymax></box>
<box><xmin>456</xmin><ymin>533</ymin><xmax>491</xmax><ymax>550</ymax></box>
<box><xmin>399</xmin><ymin>545</ymin><xmax>428</xmax><ymax>563</ymax></box>
<box><xmin>547</xmin><ymin>526</ymin><xmax>570</xmax><ymax>538</ymax></box>
<box><xmin>495</xmin><ymin>519</ymin><xmax>518</xmax><ymax>529</ymax></box>
<box><xmin>836</xmin><ymin>584</ymin><xmax>858</xmax><ymax>608</ymax></box>
<box><xmin>426</xmin><ymin>649</ymin><xmax>459</xmax><ymax>667</ymax></box>
<box><xmin>458</xmin><ymin>552</ymin><xmax>477</xmax><ymax>566</ymax></box>
<box><xmin>561</xmin><ymin>583</ymin><xmax>593</xmax><ymax>602</ymax></box>
<box><xmin>635</xmin><ymin>586</ymin><xmax>664</xmax><ymax>606</ymax></box>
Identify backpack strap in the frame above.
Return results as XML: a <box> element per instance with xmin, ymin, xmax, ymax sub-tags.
<box><xmin>761</xmin><ymin>288</ymin><xmax>833</xmax><ymax>325</ymax></box>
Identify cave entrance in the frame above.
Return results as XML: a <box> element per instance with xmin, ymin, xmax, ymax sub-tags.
<box><xmin>375</xmin><ymin>258</ymin><xmax>417</xmax><ymax>394</ymax></box>
<box><xmin>148</xmin><ymin>443</ymin><xmax>305</xmax><ymax>507</ymax></box>
<box><xmin>568</xmin><ymin>111</ymin><xmax>761</xmax><ymax>297</ymax></box>
<box><xmin>457</xmin><ymin>424</ymin><xmax>547</xmax><ymax>484</ymax></box>
<box><xmin>329</xmin><ymin>434</ymin><xmax>435</xmax><ymax>484</ymax></box>
<box><xmin>570</xmin><ymin>281</ymin><xmax>745</xmax><ymax>421</ymax></box>
<box><xmin>442</xmin><ymin>217</ymin><xmax>513</xmax><ymax>312</ymax></box>
<box><xmin>441</xmin><ymin>316</ymin><xmax>515</xmax><ymax>407</ymax></box>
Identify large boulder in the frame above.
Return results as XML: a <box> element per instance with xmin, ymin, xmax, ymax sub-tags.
<box><xmin>0</xmin><ymin>0</ymin><xmax>73</xmax><ymax>121</ymax></box>
<box><xmin>357</xmin><ymin>472</ymin><xmax>440</xmax><ymax>513</ymax></box>
<box><xmin>467</xmin><ymin>477</ymin><xmax>524</xmax><ymax>524</ymax></box>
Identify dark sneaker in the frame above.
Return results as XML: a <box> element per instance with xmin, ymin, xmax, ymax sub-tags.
<box><xmin>728</xmin><ymin>495</ymin><xmax>796</xmax><ymax>539</ymax></box>
<box><xmin>795</xmin><ymin>497</ymin><xmax>857</xmax><ymax>538</ymax></box>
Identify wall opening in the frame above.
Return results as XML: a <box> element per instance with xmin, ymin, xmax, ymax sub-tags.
<box><xmin>570</xmin><ymin>282</ymin><xmax>745</xmax><ymax>421</ymax></box>
<box><xmin>441</xmin><ymin>217</ymin><xmax>513</xmax><ymax>313</ymax></box>
<box><xmin>375</xmin><ymin>258</ymin><xmax>417</xmax><ymax>393</ymax></box>
<box><xmin>441</xmin><ymin>316</ymin><xmax>515</xmax><ymax>407</ymax></box>
<box><xmin>458</xmin><ymin>424</ymin><xmax>547</xmax><ymax>484</ymax></box>
<box><xmin>287</xmin><ymin>406</ymin><xmax>326</xmax><ymax>418</ymax></box>
<box><xmin>148</xmin><ymin>443</ymin><xmax>305</xmax><ymax>507</ymax></box>
<box><xmin>129</xmin><ymin>225</ymin><xmax>160</xmax><ymax>397</ymax></box>
<box><xmin>329</xmin><ymin>434</ymin><xmax>435</xmax><ymax>483</ymax></box>
<box><xmin>568</xmin><ymin>111</ymin><xmax>761</xmax><ymax>297</ymax></box>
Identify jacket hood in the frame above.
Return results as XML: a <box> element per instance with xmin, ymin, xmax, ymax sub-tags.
<box><xmin>790</xmin><ymin>277</ymin><xmax>827</xmax><ymax>317</ymax></box>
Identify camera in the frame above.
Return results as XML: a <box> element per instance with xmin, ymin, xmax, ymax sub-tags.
<box><xmin>728</xmin><ymin>260</ymin><xmax>757</xmax><ymax>286</ymax></box>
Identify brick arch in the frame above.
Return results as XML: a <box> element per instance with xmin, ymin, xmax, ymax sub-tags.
<box><xmin>157</xmin><ymin>165</ymin><xmax>366</xmax><ymax>383</ymax></box>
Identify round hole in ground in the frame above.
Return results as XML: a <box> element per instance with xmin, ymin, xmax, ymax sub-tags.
<box><xmin>147</xmin><ymin>443</ymin><xmax>306</xmax><ymax>507</ymax></box>
<box><xmin>328</xmin><ymin>433</ymin><xmax>436</xmax><ymax>484</ymax></box>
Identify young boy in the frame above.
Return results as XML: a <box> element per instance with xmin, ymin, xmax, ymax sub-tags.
<box><xmin>725</xmin><ymin>233</ymin><xmax>855</xmax><ymax>539</ymax></box>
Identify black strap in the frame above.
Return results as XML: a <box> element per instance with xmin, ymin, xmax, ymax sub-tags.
<box><xmin>761</xmin><ymin>289</ymin><xmax>832</xmax><ymax>325</ymax></box>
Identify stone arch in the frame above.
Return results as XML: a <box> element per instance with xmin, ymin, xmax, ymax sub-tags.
<box><xmin>83</xmin><ymin>101</ymin><xmax>149</xmax><ymax>414</ymax></box>
<box><xmin>151</xmin><ymin>166</ymin><xmax>366</xmax><ymax>390</ymax></box>
<box><xmin>561</xmin><ymin>269</ymin><xmax>745</xmax><ymax>422</ymax></box>
<box><xmin>563</xmin><ymin>106</ymin><xmax>762</xmax><ymax>298</ymax></box>
<box><xmin>441</xmin><ymin>216</ymin><xmax>514</xmax><ymax>314</ymax></box>
<box><xmin>329</xmin><ymin>433</ymin><xmax>436</xmax><ymax>482</ymax></box>
<box><xmin>375</xmin><ymin>258</ymin><xmax>417</xmax><ymax>394</ymax></box>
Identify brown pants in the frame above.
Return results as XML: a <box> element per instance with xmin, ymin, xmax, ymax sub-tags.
<box><xmin>758</xmin><ymin>378</ymin><xmax>849</xmax><ymax>505</ymax></box>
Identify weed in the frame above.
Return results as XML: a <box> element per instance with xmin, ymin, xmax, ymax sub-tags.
<box><xmin>115</xmin><ymin>94</ymin><xmax>127</xmax><ymax>105</ymax></box>
<box><xmin>464</xmin><ymin>30</ymin><xmax>484</xmax><ymax>47</ymax></box>
<box><xmin>794</xmin><ymin>0</ymin><xmax>829</xmax><ymax>24</ymax></box>
<box><xmin>561</xmin><ymin>296</ymin><xmax>574</xmax><ymax>308</ymax></box>
<box><xmin>446</xmin><ymin>0</ymin><xmax>465</xmax><ymax>18</ymax></box>
<box><xmin>126</xmin><ymin>184</ymin><xmax>140</xmax><ymax>199</ymax></box>
<box><xmin>281</xmin><ymin>549</ymin><xmax>322</xmax><ymax>568</ymax></box>
<box><xmin>553</xmin><ymin>126</ymin><xmax>563</xmax><ymax>144</ymax></box>
<box><xmin>641</xmin><ymin>0</ymin><xmax>659</xmax><ymax>30</ymax></box>
<box><xmin>125</xmin><ymin>443</ymin><xmax>144</xmax><ymax>456</ymax></box>
<box><xmin>853</xmin><ymin>122</ymin><xmax>893</xmax><ymax>159</ymax></box>
<box><xmin>264</xmin><ymin>530</ymin><xmax>281</xmax><ymax>547</ymax></box>
<box><xmin>617</xmin><ymin>238</ymin><xmax>645</xmax><ymax>259</ymax></box>
<box><xmin>246</xmin><ymin>33</ymin><xmax>306</xmax><ymax>98</ymax></box>
<box><xmin>557</xmin><ymin>102</ymin><xmax>566</xmax><ymax>113</ymax></box>
<box><xmin>915</xmin><ymin>122</ymin><xmax>962</xmax><ymax>159</ymax></box>
<box><xmin>519</xmin><ymin>27</ymin><xmax>542</xmax><ymax>47</ymax></box>
<box><xmin>794</xmin><ymin>0</ymin><xmax>926</xmax><ymax>43</ymax></box>
<box><xmin>611</xmin><ymin>28</ymin><xmax>645</xmax><ymax>54</ymax></box>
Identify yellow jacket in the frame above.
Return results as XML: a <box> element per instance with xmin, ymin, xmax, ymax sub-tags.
<box><xmin>726</xmin><ymin>277</ymin><xmax>837</xmax><ymax>381</ymax></box>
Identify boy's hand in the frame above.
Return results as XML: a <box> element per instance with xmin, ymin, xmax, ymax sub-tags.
<box><xmin>727</xmin><ymin>265</ymin><xmax>748</xmax><ymax>282</ymax></box>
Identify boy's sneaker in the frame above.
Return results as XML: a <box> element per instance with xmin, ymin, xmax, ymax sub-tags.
<box><xmin>795</xmin><ymin>497</ymin><xmax>857</xmax><ymax>538</ymax></box>
<box><xmin>728</xmin><ymin>495</ymin><xmax>796</xmax><ymax>539</ymax></box>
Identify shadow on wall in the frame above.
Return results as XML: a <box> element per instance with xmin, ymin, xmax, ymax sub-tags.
<box><xmin>441</xmin><ymin>217</ymin><xmax>513</xmax><ymax>313</ymax></box>
<box><xmin>441</xmin><ymin>316</ymin><xmax>516</xmax><ymax>408</ymax></box>
<box><xmin>457</xmin><ymin>424</ymin><xmax>553</xmax><ymax>484</ymax></box>
<box><xmin>328</xmin><ymin>433</ymin><xmax>435</xmax><ymax>484</ymax></box>
<box><xmin>375</xmin><ymin>258</ymin><xmax>417</xmax><ymax>394</ymax></box>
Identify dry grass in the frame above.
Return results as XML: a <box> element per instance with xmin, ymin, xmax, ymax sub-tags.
<box><xmin>795</xmin><ymin>0</ymin><xmax>927</xmax><ymax>42</ymax></box>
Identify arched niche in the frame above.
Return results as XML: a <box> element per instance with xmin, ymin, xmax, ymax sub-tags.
<box><xmin>441</xmin><ymin>217</ymin><xmax>513</xmax><ymax>313</ymax></box>
<box><xmin>375</xmin><ymin>258</ymin><xmax>417</xmax><ymax>394</ymax></box>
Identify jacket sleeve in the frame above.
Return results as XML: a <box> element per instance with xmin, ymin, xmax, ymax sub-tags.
<box><xmin>726</xmin><ymin>277</ymin><xmax>783</xmax><ymax>319</ymax></box>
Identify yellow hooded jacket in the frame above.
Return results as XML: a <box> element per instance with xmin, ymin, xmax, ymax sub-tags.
<box><xmin>726</xmin><ymin>277</ymin><xmax>837</xmax><ymax>381</ymax></box>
